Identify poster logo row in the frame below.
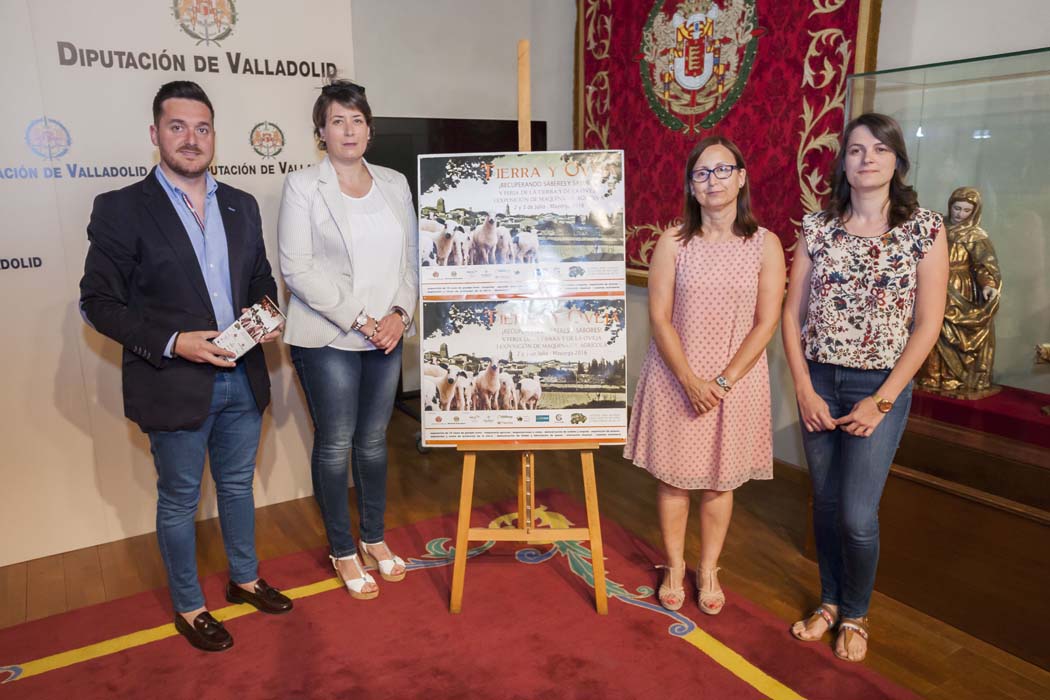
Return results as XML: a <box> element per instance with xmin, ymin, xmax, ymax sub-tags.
<box><xmin>20</xmin><ymin>118</ymin><xmax>283</xmax><ymax>161</ymax></box>
<box><xmin>1</xmin><ymin>119</ymin><xmax>301</xmax><ymax>183</ymax></box>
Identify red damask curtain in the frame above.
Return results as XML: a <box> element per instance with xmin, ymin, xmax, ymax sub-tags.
<box><xmin>578</xmin><ymin>0</ymin><xmax>873</xmax><ymax>275</ymax></box>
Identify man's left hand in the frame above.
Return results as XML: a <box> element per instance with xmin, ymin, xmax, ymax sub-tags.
<box><xmin>240</xmin><ymin>307</ymin><xmax>283</xmax><ymax>344</ymax></box>
<box><xmin>259</xmin><ymin>325</ymin><xmax>283</xmax><ymax>343</ymax></box>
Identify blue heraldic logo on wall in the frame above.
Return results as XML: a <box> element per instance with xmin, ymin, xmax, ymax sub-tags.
<box><xmin>25</xmin><ymin>118</ymin><xmax>72</xmax><ymax>160</ymax></box>
<box><xmin>250</xmin><ymin>121</ymin><xmax>285</xmax><ymax>158</ymax></box>
<box><xmin>173</xmin><ymin>0</ymin><xmax>238</xmax><ymax>46</ymax></box>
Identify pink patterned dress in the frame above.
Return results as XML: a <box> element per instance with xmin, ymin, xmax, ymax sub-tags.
<box><xmin>624</xmin><ymin>229</ymin><xmax>773</xmax><ymax>491</ymax></box>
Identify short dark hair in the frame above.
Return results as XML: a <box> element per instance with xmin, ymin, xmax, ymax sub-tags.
<box><xmin>677</xmin><ymin>135</ymin><xmax>759</xmax><ymax>244</ymax></box>
<box><xmin>312</xmin><ymin>79</ymin><xmax>372</xmax><ymax>150</ymax></box>
<box><xmin>152</xmin><ymin>81</ymin><xmax>214</xmax><ymax>125</ymax></box>
<box><xmin>825</xmin><ymin>112</ymin><xmax>918</xmax><ymax>229</ymax></box>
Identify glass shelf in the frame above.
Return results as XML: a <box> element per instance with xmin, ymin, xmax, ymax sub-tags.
<box><xmin>846</xmin><ymin>48</ymin><xmax>1050</xmax><ymax>455</ymax></box>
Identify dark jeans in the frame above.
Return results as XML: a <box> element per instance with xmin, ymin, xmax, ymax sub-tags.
<box><xmin>800</xmin><ymin>360</ymin><xmax>913</xmax><ymax>619</ymax></box>
<box><xmin>291</xmin><ymin>341</ymin><xmax>402</xmax><ymax>558</ymax></box>
<box><xmin>148</xmin><ymin>364</ymin><xmax>261</xmax><ymax>613</ymax></box>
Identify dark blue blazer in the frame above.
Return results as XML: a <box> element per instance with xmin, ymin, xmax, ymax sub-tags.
<box><xmin>80</xmin><ymin>167</ymin><xmax>277</xmax><ymax>432</ymax></box>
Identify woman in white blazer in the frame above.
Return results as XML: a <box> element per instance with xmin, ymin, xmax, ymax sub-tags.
<box><xmin>278</xmin><ymin>80</ymin><xmax>418</xmax><ymax>600</ymax></box>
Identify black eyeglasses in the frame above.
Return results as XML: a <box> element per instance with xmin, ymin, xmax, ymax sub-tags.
<box><xmin>321</xmin><ymin>80</ymin><xmax>366</xmax><ymax>95</ymax></box>
<box><xmin>690</xmin><ymin>164</ymin><xmax>739</xmax><ymax>183</ymax></box>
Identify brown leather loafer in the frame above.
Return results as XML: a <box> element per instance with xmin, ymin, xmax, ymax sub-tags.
<box><xmin>225</xmin><ymin>578</ymin><xmax>293</xmax><ymax>614</ymax></box>
<box><xmin>174</xmin><ymin>611</ymin><xmax>233</xmax><ymax>652</ymax></box>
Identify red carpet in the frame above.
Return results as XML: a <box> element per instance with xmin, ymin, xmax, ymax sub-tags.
<box><xmin>0</xmin><ymin>491</ymin><xmax>918</xmax><ymax>699</ymax></box>
<box><xmin>911</xmin><ymin>385</ymin><xmax>1050</xmax><ymax>448</ymax></box>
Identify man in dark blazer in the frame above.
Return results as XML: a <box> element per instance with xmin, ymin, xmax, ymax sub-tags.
<box><xmin>80</xmin><ymin>81</ymin><xmax>292</xmax><ymax>652</ymax></box>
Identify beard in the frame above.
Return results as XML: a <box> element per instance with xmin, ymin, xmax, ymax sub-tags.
<box><xmin>161</xmin><ymin>145</ymin><xmax>212</xmax><ymax>178</ymax></box>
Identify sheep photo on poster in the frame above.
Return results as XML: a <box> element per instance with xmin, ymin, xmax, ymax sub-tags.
<box><xmin>421</xmin><ymin>299</ymin><xmax>627</xmax><ymax>414</ymax></box>
<box><xmin>417</xmin><ymin>151</ymin><xmax>625</xmax><ymax>275</ymax></box>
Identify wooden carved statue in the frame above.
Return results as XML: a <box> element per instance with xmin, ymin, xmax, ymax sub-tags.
<box><xmin>917</xmin><ymin>187</ymin><xmax>1003</xmax><ymax>399</ymax></box>
<box><xmin>1038</xmin><ymin>344</ymin><xmax>1050</xmax><ymax>415</ymax></box>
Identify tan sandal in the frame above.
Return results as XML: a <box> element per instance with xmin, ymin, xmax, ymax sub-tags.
<box><xmin>655</xmin><ymin>564</ymin><xmax>686</xmax><ymax>611</ymax></box>
<box><xmin>696</xmin><ymin>565</ymin><xmax>725</xmax><ymax>615</ymax></box>
<box><xmin>791</xmin><ymin>603</ymin><xmax>839</xmax><ymax>641</ymax></box>
<box><xmin>835</xmin><ymin>617</ymin><xmax>869</xmax><ymax>662</ymax></box>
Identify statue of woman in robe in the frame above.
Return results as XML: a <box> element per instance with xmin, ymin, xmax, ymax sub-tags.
<box><xmin>916</xmin><ymin>187</ymin><xmax>1002</xmax><ymax>398</ymax></box>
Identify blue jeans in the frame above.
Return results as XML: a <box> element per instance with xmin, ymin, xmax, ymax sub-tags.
<box><xmin>800</xmin><ymin>360</ymin><xmax>913</xmax><ymax>619</ymax></box>
<box><xmin>290</xmin><ymin>341</ymin><xmax>403</xmax><ymax>558</ymax></box>
<box><xmin>148</xmin><ymin>364</ymin><xmax>262</xmax><ymax>613</ymax></box>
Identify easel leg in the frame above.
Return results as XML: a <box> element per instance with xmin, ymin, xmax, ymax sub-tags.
<box><xmin>450</xmin><ymin>452</ymin><xmax>477</xmax><ymax>614</ymax></box>
<box><xmin>581</xmin><ymin>450</ymin><xmax>608</xmax><ymax>615</ymax></box>
<box><xmin>518</xmin><ymin>452</ymin><xmax>528</xmax><ymax>530</ymax></box>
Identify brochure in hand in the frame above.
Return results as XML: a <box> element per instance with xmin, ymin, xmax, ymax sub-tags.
<box><xmin>212</xmin><ymin>296</ymin><xmax>285</xmax><ymax>359</ymax></box>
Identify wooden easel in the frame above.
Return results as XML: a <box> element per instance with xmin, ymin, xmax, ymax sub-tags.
<box><xmin>449</xmin><ymin>442</ymin><xmax>609</xmax><ymax>614</ymax></box>
<box><xmin>447</xmin><ymin>41</ymin><xmax>609</xmax><ymax>616</ymax></box>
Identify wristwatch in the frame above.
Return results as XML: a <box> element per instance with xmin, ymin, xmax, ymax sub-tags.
<box><xmin>392</xmin><ymin>306</ymin><xmax>410</xmax><ymax>328</ymax></box>
<box><xmin>871</xmin><ymin>394</ymin><xmax>894</xmax><ymax>413</ymax></box>
<box><xmin>351</xmin><ymin>311</ymin><xmax>371</xmax><ymax>332</ymax></box>
<box><xmin>715</xmin><ymin>375</ymin><xmax>732</xmax><ymax>392</ymax></box>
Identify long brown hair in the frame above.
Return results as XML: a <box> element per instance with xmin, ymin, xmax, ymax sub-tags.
<box><xmin>825</xmin><ymin>112</ymin><xmax>919</xmax><ymax>229</ymax></box>
<box><xmin>677</xmin><ymin>135</ymin><xmax>759</xmax><ymax>245</ymax></box>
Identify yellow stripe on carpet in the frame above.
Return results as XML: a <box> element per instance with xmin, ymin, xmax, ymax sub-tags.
<box><xmin>14</xmin><ymin>578</ymin><xmax>344</xmax><ymax>681</ymax></box>
<box><xmin>12</xmin><ymin>577</ymin><xmax>804</xmax><ymax>700</ymax></box>
<box><xmin>680</xmin><ymin>628</ymin><xmax>806</xmax><ymax>700</ymax></box>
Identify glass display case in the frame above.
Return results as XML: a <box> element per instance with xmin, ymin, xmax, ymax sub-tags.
<box><xmin>845</xmin><ymin>48</ymin><xmax>1050</xmax><ymax>462</ymax></box>
<box><xmin>844</xmin><ymin>52</ymin><xmax>1050</xmax><ymax>672</ymax></box>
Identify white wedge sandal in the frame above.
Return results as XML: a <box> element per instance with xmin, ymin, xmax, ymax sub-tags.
<box><xmin>358</xmin><ymin>540</ymin><xmax>407</xmax><ymax>582</ymax></box>
<box><xmin>330</xmin><ymin>553</ymin><xmax>379</xmax><ymax>600</ymax></box>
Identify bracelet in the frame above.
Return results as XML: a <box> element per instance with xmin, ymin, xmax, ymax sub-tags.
<box><xmin>366</xmin><ymin>324</ymin><xmax>380</xmax><ymax>341</ymax></box>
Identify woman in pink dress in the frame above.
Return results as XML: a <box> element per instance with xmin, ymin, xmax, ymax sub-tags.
<box><xmin>624</xmin><ymin>136</ymin><xmax>785</xmax><ymax>614</ymax></box>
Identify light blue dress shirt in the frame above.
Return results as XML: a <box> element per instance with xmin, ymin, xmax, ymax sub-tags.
<box><xmin>154</xmin><ymin>167</ymin><xmax>236</xmax><ymax>357</ymax></box>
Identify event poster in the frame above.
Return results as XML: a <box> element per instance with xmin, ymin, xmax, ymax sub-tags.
<box><xmin>417</xmin><ymin>151</ymin><xmax>627</xmax><ymax>446</ymax></box>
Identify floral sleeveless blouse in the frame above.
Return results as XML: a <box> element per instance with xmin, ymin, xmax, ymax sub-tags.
<box><xmin>801</xmin><ymin>208</ymin><xmax>942</xmax><ymax>370</ymax></box>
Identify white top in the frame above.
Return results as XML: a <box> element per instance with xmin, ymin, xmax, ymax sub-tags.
<box><xmin>329</xmin><ymin>183</ymin><xmax>404</xmax><ymax>351</ymax></box>
<box><xmin>277</xmin><ymin>157</ymin><xmax>418</xmax><ymax>348</ymax></box>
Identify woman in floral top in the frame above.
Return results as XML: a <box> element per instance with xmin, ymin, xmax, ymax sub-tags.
<box><xmin>782</xmin><ymin>113</ymin><xmax>948</xmax><ymax>662</ymax></box>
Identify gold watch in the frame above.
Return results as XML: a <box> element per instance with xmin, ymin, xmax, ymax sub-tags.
<box><xmin>871</xmin><ymin>394</ymin><xmax>893</xmax><ymax>413</ymax></box>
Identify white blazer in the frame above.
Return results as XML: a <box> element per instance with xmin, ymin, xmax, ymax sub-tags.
<box><xmin>277</xmin><ymin>156</ymin><xmax>419</xmax><ymax>348</ymax></box>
